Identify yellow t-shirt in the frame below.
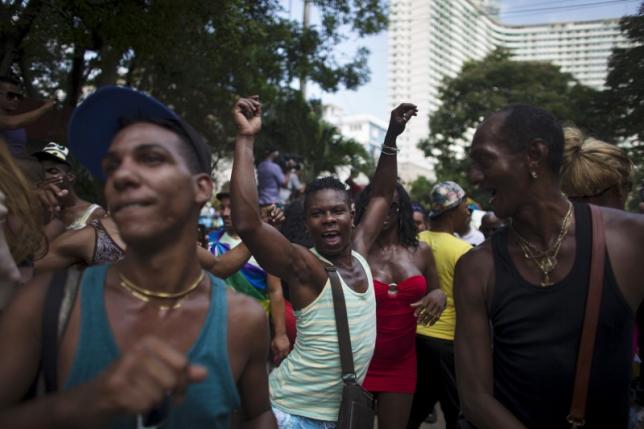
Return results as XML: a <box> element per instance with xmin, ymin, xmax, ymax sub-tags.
<box><xmin>416</xmin><ymin>230</ymin><xmax>472</xmax><ymax>341</ymax></box>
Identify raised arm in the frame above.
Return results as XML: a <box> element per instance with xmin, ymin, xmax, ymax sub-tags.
<box><xmin>454</xmin><ymin>246</ymin><xmax>527</xmax><ymax>429</ymax></box>
<box><xmin>230</xmin><ymin>97</ymin><xmax>322</xmax><ymax>287</ymax></box>
<box><xmin>0</xmin><ymin>101</ymin><xmax>55</xmax><ymax>130</ymax></box>
<box><xmin>353</xmin><ymin>103</ymin><xmax>417</xmax><ymax>254</ymax></box>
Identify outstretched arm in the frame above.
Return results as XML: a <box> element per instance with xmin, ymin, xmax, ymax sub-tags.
<box><xmin>34</xmin><ymin>227</ymin><xmax>93</xmax><ymax>272</ymax></box>
<box><xmin>197</xmin><ymin>243</ymin><xmax>251</xmax><ymax>278</ymax></box>
<box><xmin>454</xmin><ymin>247</ymin><xmax>527</xmax><ymax>429</ymax></box>
<box><xmin>0</xmin><ymin>101</ymin><xmax>55</xmax><ymax>129</ymax></box>
<box><xmin>230</xmin><ymin>97</ymin><xmax>323</xmax><ymax>288</ymax></box>
<box><xmin>353</xmin><ymin>103</ymin><xmax>417</xmax><ymax>255</ymax></box>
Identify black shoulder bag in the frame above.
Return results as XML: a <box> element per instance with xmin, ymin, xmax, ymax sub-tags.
<box><xmin>326</xmin><ymin>266</ymin><xmax>376</xmax><ymax>429</ymax></box>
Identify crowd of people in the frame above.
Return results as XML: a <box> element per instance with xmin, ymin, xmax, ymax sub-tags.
<box><xmin>0</xmin><ymin>74</ymin><xmax>643</xmax><ymax>429</ymax></box>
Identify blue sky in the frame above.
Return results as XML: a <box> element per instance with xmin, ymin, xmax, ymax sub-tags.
<box><xmin>291</xmin><ymin>0</ymin><xmax>641</xmax><ymax>122</ymax></box>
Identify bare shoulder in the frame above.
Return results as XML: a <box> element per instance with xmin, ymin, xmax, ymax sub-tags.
<box><xmin>414</xmin><ymin>241</ymin><xmax>433</xmax><ymax>262</ymax></box>
<box><xmin>226</xmin><ymin>288</ymin><xmax>268</xmax><ymax>335</ymax></box>
<box><xmin>458</xmin><ymin>240</ymin><xmax>493</xmax><ymax>271</ymax></box>
<box><xmin>6</xmin><ymin>271</ymin><xmax>53</xmax><ymax>313</ymax></box>
<box><xmin>88</xmin><ymin>206</ymin><xmax>107</xmax><ymax>222</ymax></box>
<box><xmin>600</xmin><ymin>206</ymin><xmax>644</xmax><ymax>309</ymax></box>
<box><xmin>418</xmin><ymin>241</ymin><xmax>432</xmax><ymax>252</ymax></box>
<box><xmin>601</xmin><ymin>205</ymin><xmax>644</xmax><ymax>232</ymax></box>
<box><xmin>0</xmin><ymin>271</ymin><xmax>53</xmax><ymax>348</ymax></box>
<box><xmin>601</xmin><ymin>206</ymin><xmax>644</xmax><ymax>253</ymax></box>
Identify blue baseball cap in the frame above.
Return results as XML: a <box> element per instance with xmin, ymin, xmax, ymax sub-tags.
<box><xmin>68</xmin><ymin>86</ymin><xmax>211</xmax><ymax>181</ymax></box>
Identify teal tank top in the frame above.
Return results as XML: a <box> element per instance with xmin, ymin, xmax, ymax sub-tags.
<box><xmin>64</xmin><ymin>264</ymin><xmax>241</xmax><ymax>428</ymax></box>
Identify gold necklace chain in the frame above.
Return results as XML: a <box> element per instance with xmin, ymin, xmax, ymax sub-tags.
<box><xmin>512</xmin><ymin>201</ymin><xmax>573</xmax><ymax>256</ymax></box>
<box><xmin>511</xmin><ymin>202</ymin><xmax>573</xmax><ymax>287</ymax></box>
<box><xmin>118</xmin><ymin>270</ymin><xmax>205</xmax><ymax>306</ymax></box>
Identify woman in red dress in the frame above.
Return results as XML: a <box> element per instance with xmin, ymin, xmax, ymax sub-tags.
<box><xmin>355</xmin><ymin>183</ymin><xmax>446</xmax><ymax>429</ymax></box>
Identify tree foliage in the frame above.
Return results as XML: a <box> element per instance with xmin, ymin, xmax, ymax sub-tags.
<box><xmin>408</xmin><ymin>175</ymin><xmax>433</xmax><ymax>207</ymax></box>
<box><xmin>0</xmin><ymin>0</ymin><xmax>387</xmax><ymax>167</ymax></box>
<box><xmin>605</xmin><ymin>3</ymin><xmax>644</xmax><ymax>166</ymax></box>
<box><xmin>420</xmin><ymin>48</ymin><xmax>611</xmax><ymax>190</ymax></box>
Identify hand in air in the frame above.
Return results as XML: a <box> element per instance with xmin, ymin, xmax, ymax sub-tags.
<box><xmin>388</xmin><ymin>103</ymin><xmax>418</xmax><ymax>137</ymax></box>
<box><xmin>411</xmin><ymin>288</ymin><xmax>447</xmax><ymax>326</ymax></box>
<box><xmin>260</xmin><ymin>204</ymin><xmax>286</xmax><ymax>227</ymax></box>
<box><xmin>232</xmin><ymin>96</ymin><xmax>262</xmax><ymax>137</ymax></box>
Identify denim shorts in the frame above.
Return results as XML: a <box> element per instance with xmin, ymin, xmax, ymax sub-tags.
<box><xmin>272</xmin><ymin>406</ymin><xmax>337</xmax><ymax>429</ymax></box>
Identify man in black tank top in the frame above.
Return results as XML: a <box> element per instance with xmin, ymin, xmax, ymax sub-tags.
<box><xmin>453</xmin><ymin>105</ymin><xmax>644</xmax><ymax>429</ymax></box>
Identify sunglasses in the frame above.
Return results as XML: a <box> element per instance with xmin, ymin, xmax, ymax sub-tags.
<box><xmin>1</xmin><ymin>91</ymin><xmax>23</xmax><ymax>101</ymax></box>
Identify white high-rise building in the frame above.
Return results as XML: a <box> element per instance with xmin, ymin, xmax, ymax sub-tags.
<box><xmin>388</xmin><ymin>0</ymin><xmax>630</xmax><ymax>180</ymax></box>
<box><xmin>323</xmin><ymin>104</ymin><xmax>388</xmax><ymax>158</ymax></box>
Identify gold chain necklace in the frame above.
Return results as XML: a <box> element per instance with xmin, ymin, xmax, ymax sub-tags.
<box><xmin>118</xmin><ymin>270</ymin><xmax>205</xmax><ymax>310</ymax></box>
<box><xmin>511</xmin><ymin>202</ymin><xmax>573</xmax><ymax>287</ymax></box>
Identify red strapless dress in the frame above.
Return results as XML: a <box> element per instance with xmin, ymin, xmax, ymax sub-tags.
<box><xmin>363</xmin><ymin>275</ymin><xmax>427</xmax><ymax>393</ymax></box>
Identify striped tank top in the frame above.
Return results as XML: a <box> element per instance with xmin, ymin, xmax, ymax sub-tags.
<box><xmin>269</xmin><ymin>250</ymin><xmax>376</xmax><ymax>422</ymax></box>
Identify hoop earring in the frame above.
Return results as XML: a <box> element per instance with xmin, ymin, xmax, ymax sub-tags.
<box><xmin>530</xmin><ymin>170</ymin><xmax>538</xmax><ymax>179</ymax></box>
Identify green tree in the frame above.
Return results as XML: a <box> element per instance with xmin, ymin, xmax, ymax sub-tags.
<box><xmin>256</xmin><ymin>89</ymin><xmax>373</xmax><ymax>181</ymax></box>
<box><xmin>0</xmin><ymin>0</ymin><xmax>387</xmax><ymax>165</ymax></box>
<box><xmin>605</xmin><ymin>3</ymin><xmax>644</xmax><ymax>166</ymax></box>
<box><xmin>408</xmin><ymin>176</ymin><xmax>433</xmax><ymax>207</ymax></box>
<box><xmin>420</xmin><ymin>48</ymin><xmax>610</xmax><ymax>192</ymax></box>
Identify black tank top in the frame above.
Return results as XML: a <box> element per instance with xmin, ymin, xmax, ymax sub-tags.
<box><xmin>490</xmin><ymin>203</ymin><xmax>633</xmax><ymax>429</ymax></box>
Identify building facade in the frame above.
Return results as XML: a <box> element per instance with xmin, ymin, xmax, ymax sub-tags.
<box><xmin>388</xmin><ymin>0</ymin><xmax>630</xmax><ymax>179</ymax></box>
<box><xmin>323</xmin><ymin>104</ymin><xmax>388</xmax><ymax>156</ymax></box>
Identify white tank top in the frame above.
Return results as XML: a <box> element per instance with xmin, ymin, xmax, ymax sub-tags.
<box><xmin>269</xmin><ymin>249</ymin><xmax>376</xmax><ymax>421</ymax></box>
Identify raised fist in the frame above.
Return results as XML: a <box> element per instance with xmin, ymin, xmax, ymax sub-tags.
<box><xmin>232</xmin><ymin>96</ymin><xmax>262</xmax><ymax>137</ymax></box>
<box><xmin>388</xmin><ymin>103</ymin><xmax>418</xmax><ymax>137</ymax></box>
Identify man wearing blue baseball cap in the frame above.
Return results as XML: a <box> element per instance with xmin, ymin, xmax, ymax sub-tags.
<box><xmin>0</xmin><ymin>86</ymin><xmax>276</xmax><ymax>428</ymax></box>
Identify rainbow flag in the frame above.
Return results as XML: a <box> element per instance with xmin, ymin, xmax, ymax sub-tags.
<box><xmin>208</xmin><ymin>229</ymin><xmax>270</xmax><ymax>312</ymax></box>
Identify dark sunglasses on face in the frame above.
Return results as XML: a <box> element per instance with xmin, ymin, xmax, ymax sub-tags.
<box><xmin>1</xmin><ymin>91</ymin><xmax>23</xmax><ymax>101</ymax></box>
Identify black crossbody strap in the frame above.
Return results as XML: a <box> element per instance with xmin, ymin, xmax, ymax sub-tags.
<box><xmin>326</xmin><ymin>266</ymin><xmax>356</xmax><ymax>381</ymax></box>
<box><xmin>41</xmin><ymin>270</ymin><xmax>68</xmax><ymax>393</ymax></box>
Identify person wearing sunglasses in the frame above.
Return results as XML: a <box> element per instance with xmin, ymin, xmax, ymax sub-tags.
<box><xmin>0</xmin><ymin>76</ymin><xmax>55</xmax><ymax>157</ymax></box>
